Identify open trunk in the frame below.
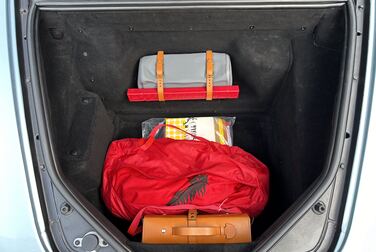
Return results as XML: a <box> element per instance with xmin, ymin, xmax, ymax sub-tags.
<box><xmin>34</xmin><ymin>3</ymin><xmax>350</xmax><ymax>251</ymax></box>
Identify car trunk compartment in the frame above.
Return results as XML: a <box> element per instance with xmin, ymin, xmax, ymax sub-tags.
<box><xmin>37</xmin><ymin>6</ymin><xmax>346</xmax><ymax>247</ymax></box>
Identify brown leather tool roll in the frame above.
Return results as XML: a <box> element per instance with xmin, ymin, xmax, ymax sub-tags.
<box><xmin>142</xmin><ymin>210</ymin><xmax>251</xmax><ymax>244</ymax></box>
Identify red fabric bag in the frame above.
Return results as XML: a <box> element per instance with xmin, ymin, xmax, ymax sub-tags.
<box><xmin>102</xmin><ymin>124</ymin><xmax>269</xmax><ymax>235</ymax></box>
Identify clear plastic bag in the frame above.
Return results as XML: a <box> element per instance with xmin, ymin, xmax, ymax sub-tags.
<box><xmin>142</xmin><ymin>117</ymin><xmax>235</xmax><ymax>146</ymax></box>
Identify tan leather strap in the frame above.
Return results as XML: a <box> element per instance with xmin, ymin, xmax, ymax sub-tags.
<box><xmin>172</xmin><ymin>226</ymin><xmax>221</xmax><ymax>236</ymax></box>
<box><xmin>206</xmin><ymin>50</ymin><xmax>214</xmax><ymax>100</ymax></box>
<box><xmin>187</xmin><ymin>209</ymin><xmax>197</xmax><ymax>243</ymax></box>
<box><xmin>156</xmin><ymin>51</ymin><xmax>165</xmax><ymax>101</ymax></box>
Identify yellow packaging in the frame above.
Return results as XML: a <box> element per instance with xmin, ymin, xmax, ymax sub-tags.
<box><xmin>165</xmin><ymin>117</ymin><xmax>232</xmax><ymax>145</ymax></box>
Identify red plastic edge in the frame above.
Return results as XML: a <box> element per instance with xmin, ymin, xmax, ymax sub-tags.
<box><xmin>126</xmin><ymin>86</ymin><xmax>240</xmax><ymax>102</ymax></box>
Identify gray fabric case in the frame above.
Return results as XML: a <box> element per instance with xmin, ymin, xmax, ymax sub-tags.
<box><xmin>137</xmin><ymin>52</ymin><xmax>233</xmax><ymax>88</ymax></box>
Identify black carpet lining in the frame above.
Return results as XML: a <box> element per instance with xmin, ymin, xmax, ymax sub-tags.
<box><xmin>38</xmin><ymin>6</ymin><xmax>346</xmax><ymax>249</ymax></box>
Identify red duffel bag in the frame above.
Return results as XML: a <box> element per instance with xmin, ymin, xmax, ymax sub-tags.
<box><xmin>102</xmin><ymin>124</ymin><xmax>269</xmax><ymax>235</ymax></box>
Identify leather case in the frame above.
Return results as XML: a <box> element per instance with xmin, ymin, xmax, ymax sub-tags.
<box><xmin>142</xmin><ymin>210</ymin><xmax>251</xmax><ymax>244</ymax></box>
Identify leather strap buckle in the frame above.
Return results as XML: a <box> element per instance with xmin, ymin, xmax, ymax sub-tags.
<box><xmin>188</xmin><ymin>209</ymin><xmax>197</xmax><ymax>221</ymax></box>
